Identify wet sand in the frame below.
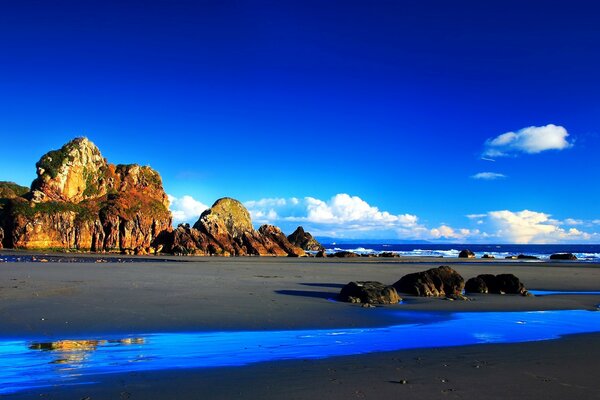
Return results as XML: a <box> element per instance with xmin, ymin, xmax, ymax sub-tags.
<box><xmin>1</xmin><ymin>254</ymin><xmax>600</xmax><ymax>399</ymax></box>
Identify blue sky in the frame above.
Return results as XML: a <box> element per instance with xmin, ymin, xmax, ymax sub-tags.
<box><xmin>1</xmin><ymin>0</ymin><xmax>599</xmax><ymax>243</ymax></box>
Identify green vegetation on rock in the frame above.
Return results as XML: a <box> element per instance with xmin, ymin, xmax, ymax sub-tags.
<box><xmin>0</xmin><ymin>181</ymin><xmax>29</xmax><ymax>199</ymax></box>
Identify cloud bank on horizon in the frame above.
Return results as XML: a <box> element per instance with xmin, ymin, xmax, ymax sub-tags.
<box><xmin>169</xmin><ymin>193</ymin><xmax>598</xmax><ymax>244</ymax></box>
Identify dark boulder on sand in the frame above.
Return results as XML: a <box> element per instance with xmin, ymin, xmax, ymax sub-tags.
<box><xmin>550</xmin><ymin>253</ymin><xmax>578</xmax><ymax>260</ymax></box>
<box><xmin>393</xmin><ymin>266</ymin><xmax>465</xmax><ymax>297</ymax></box>
<box><xmin>329</xmin><ymin>251</ymin><xmax>360</xmax><ymax>258</ymax></box>
<box><xmin>379</xmin><ymin>252</ymin><xmax>399</xmax><ymax>258</ymax></box>
<box><xmin>465</xmin><ymin>273</ymin><xmax>529</xmax><ymax>296</ymax></box>
<box><xmin>458</xmin><ymin>249</ymin><xmax>475</xmax><ymax>258</ymax></box>
<box><xmin>315</xmin><ymin>249</ymin><xmax>327</xmax><ymax>258</ymax></box>
<box><xmin>339</xmin><ymin>281</ymin><xmax>401</xmax><ymax>304</ymax></box>
<box><xmin>481</xmin><ymin>254</ymin><xmax>495</xmax><ymax>259</ymax></box>
<box><xmin>517</xmin><ymin>254</ymin><xmax>539</xmax><ymax>260</ymax></box>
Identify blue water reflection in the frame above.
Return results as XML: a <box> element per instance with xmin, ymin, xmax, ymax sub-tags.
<box><xmin>1</xmin><ymin>309</ymin><xmax>600</xmax><ymax>394</ymax></box>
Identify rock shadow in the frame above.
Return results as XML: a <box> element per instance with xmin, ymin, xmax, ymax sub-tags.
<box><xmin>300</xmin><ymin>283</ymin><xmax>345</xmax><ymax>289</ymax></box>
<box><xmin>275</xmin><ymin>290</ymin><xmax>337</xmax><ymax>300</ymax></box>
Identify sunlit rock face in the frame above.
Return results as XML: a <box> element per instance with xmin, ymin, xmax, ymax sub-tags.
<box><xmin>156</xmin><ymin>198</ymin><xmax>306</xmax><ymax>256</ymax></box>
<box><xmin>2</xmin><ymin>137</ymin><xmax>172</xmax><ymax>253</ymax></box>
<box><xmin>287</xmin><ymin>226</ymin><xmax>324</xmax><ymax>251</ymax></box>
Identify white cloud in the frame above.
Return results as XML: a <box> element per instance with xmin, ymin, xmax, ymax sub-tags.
<box><xmin>483</xmin><ymin>124</ymin><xmax>572</xmax><ymax>157</ymax></box>
<box><xmin>563</xmin><ymin>218</ymin><xmax>583</xmax><ymax>226</ymax></box>
<box><xmin>471</xmin><ymin>172</ymin><xmax>506</xmax><ymax>180</ymax></box>
<box><xmin>170</xmin><ymin>193</ymin><xmax>599</xmax><ymax>244</ymax></box>
<box><xmin>168</xmin><ymin>194</ymin><xmax>209</xmax><ymax>224</ymax></box>
<box><xmin>430</xmin><ymin>225</ymin><xmax>475</xmax><ymax>240</ymax></box>
<box><xmin>487</xmin><ymin>210</ymin><xmax>591</xmax><ymax>244</ymax></box>
<box><xmin>244</xmin><ymin>193</ymin><xmax>474</xmax><ymax>240</ymax></box>
<box><xmin>466</xmin><ymin>214</ymin><xmax>487</xmax><ymax>219</ymax></box>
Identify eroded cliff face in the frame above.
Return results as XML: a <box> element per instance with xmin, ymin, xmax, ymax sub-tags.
<box><xmin>158</xmin><ymin>198</ymin><xmax>305</xmax><ymax>256</ymax></box>
<box><xmin>3</xmin><ymin>138</ymin><xmax>172</xmax><ymax>253</ymax></box>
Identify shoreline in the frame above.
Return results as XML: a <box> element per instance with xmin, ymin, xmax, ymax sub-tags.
<box><xmin>2</xmin><ymin>256</ymin><xmax>600</xmax><ymax>398</ymax></box>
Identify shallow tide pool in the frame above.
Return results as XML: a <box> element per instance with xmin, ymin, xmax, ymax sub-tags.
<box><xmin>2</xmin><ymin>307</ymin><xmax>600</xmax><ymax>395</ymax></box>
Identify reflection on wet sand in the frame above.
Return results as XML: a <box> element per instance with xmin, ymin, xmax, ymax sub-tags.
<box><xmin>2</xmin><ymin>309</ymin><xmax>600</xmax><ymax>395</ymax></box>
<box><xmin>29</xmin><ymin>338</ymin><xmax>146</xmax><ymax>366</ymax></box>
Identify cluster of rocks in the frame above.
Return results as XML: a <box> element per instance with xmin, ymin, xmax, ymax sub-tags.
<box><xmin>459</xmin><ymin>249</ymin><xmax>578</xmax><ymax>261</ymax></box>
<box><xmin>155</xmin><ymin>198</ymin><xmax>307</xmax><ymax>256</ymax></box>
<box><xmin>0</xmin><ymin>137</ymin><xmax>323</xmax><ymax>256</ymax></box>
<box><xmin>338</xmin><ymin>265</ymin><xmax>530</xmax><ymax>305</ymax></box>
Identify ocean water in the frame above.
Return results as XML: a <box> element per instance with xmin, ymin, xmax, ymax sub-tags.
<box><xmin>323</xmin><ymin>243</ymin><xmax>600</xmax><ymax>262</ymax></box>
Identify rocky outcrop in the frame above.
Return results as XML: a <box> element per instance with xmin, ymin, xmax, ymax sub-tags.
<box><xmin>458</xmin><ymin>249</ymin><xmax>475</xmax><ymax>258</ymax></box>
<box><xmin>258</xmin><ymin>225</ymin><xmax>306</xmax><ymax>257</ymax></box>
<box><xmin>550</xmin><ymin>253</ymin><xmax>577</xmax><ymax>260</ymax></box>
<box><xmin>338</xmin><ymin>281</ymin><xmax>401</xmax><ymax>304</ymax></box>
<box><xmin>3</xmin><ymin>137</ymin><xmax>172</xmax><ymax>253</ymax></box>
<box><xmin>481</xmin><ymin>254</ymin><xmax>495</xmax><ymax>259</ymax></box>
<box><xmin>465</xmin><ymin>274</ymin><xmax>528</xmax><ymax>295</ymax></box>
<box><xmin>315</xmin><ymin>250</ymin><xmax>326</xmax><ymax>258</ymax></box>
<box><xmin>0</xmin><ymin>226</ymin><xmax>3</xmax><ymax>249</ymax></box>
<box><xmin>30</xmin><ymin>138</ymin><xmax>109</xmax><ymax>204</ymax></box>
<box><xmin>393</xmin><ymin>266</ymin><xmax>465</xmax><ymax>297</ymax></box>
<box><xmin>155</xmin><ymin>198</ymin><xmax>306</xmax><ymax>256</ymax></box>
<box><xmin>287</xmin><ymin>226</ymin><xmax>324</xmax><ymax>251</ymax></box>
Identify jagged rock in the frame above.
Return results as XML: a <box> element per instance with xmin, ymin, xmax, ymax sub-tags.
<box><xmin>379</xmin><ymin>252</ymin><xmax>399</xmax><ymax>258</ymax></box>
<box><xmin>465</xmin><ymin>274</ymin><xmax>528</xmax><ymax>295</ymax></box>
<box><xmin>258</xmin><ymin>225</ymin><xmax>306</xmax><ymax>257</ymax></box>
<box><xmin>329</xmin><ymin>251</ymin><xmax>360</xmax><ymax>258</ymax></box>
<box><xmin>315</xmin><ymin>249</ymin><xmax>326</xmax><ymax>258</ymax></box>
<box><xmin>4</xmin><ymin>137</ymin><xmax>172</xmax><ymax>252</ymax></box>
<box><xmin>338</xmin><ymin>281</ymin><xmax>401</xmax><ymax>304</ymax></box>
<box><xmin>550</xmin><ymin>253</ymin><xmax>577</xmax><ymax>260</ymax></box>
<box><xmin>505</xmin><ymin>255</ymin><xmax>518</xmax><ymax>259</ymax></box>
<box><xmin>393</xmin><ymin>266</ymin><xmax>465</xmax><ymax>297</ymax></box>
<box><xmin>155</xmin><ymin>199</ymin><xmax>305</xmax><ymax>256</ymax></box>
<box><xmin>287</xmin><ymin>226</ymin><xmax>324</xmax><ymax>251</ymax></box>
<box><xmin>458</xmin><ymin>249</ymin><xmax>475</xmax><ymax>258</ymax></box>
<box><xmin>481</xmin><ymin>254</ymin><xmax>495</xmax><ymax>259</ymax></box>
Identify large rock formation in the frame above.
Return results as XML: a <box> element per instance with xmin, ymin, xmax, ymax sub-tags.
<box><xmin>287</xmin><ymin>226</ymin><xmax>324</xmax><ymax>251</ymax></box>
<box><xmin>2</xmin><ymin>138</ymin><xmax>172</xmax><ymax>253</ymax></box>
<box><xmin>156</xmin><ymin>198</ymin><xmax>305</xmax><ymax>256</ymax></box>
<box><xmin>338</xmin><ymin>281</ymin><xmax>401</xmax><ymax>304</ymax></box>
<box><xmin>393</xmin><ymin>266</ymin><xmax>465</xmax><ymax>297</ymax></box>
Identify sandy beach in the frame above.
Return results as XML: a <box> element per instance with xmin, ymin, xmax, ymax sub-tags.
<box><xmin>2</xmin><ymin>254</ymin><xmax>600</xmax><ymax>399</ymax></box>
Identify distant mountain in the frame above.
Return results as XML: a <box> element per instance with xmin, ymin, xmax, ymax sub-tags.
<box><xmin>315</xmin><ymin>237</ymin><xmax>432</xmax><ymax>245</ymax></box>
